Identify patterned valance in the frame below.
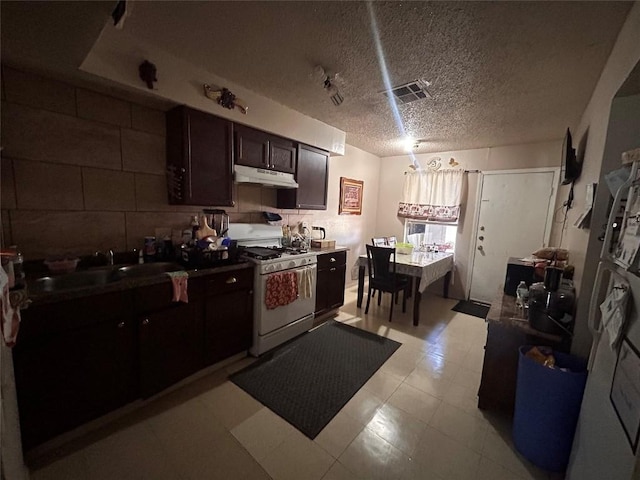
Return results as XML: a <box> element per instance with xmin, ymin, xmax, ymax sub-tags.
<box><xmin>398</xmin><ymin>169</ymin><xmax>464</xmax><ymax>222</ymax></box>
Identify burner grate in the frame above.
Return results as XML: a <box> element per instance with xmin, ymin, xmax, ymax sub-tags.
<box><xmin>242</xmin><ymin>247</ymin><xmax>282</xmax><ymax>260</ymax></box>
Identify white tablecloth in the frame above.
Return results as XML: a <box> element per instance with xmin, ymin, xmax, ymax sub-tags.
<box><xmin>357</xmin><ymin>252</ymin><xmax>454</xmax><ymax>293</ymax></box>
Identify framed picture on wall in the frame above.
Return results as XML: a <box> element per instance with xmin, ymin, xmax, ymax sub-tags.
<box><xmin>610</xmin><ymin>336</ymin><xmax>640</xmax><ymax>453</ymax></box>
<box><xmin>339</xmin><ymin>177</ymin><xmax>363</xmax><ymax>215</ymax></box>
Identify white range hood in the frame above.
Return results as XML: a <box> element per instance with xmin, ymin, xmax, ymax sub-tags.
<box><xmin>234</xmin><ymin>164</ymin><xmax>298</xmax><ymax>189</ymax></box>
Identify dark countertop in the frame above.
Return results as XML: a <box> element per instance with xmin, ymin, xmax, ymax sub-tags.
<box><xmin>25</xmin><ymin>261</ymin><xmax>254</xmax><ymax>306</ymax></box>
<box><xmin>486</xmin><ymin>292</ymin><xmax>564</xmax><ymax>343</ymax></box>
<box><xmin>310</xmin><ymin>246</ymin><xmax>349</xmax><ymax>255</ymax></box>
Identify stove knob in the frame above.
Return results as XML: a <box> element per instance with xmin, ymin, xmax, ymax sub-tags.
<box><xmin>289</xmin><ymin>261</ymin><xmax>296</xmax><ymax>268</ymax></box>
<box><xmin>265</xmin><ymin>264</ymin><xmax>274</xmax><ymax>272</ymax></box>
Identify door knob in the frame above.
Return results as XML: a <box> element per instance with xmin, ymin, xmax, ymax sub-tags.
<box><xmin>478</xmin><ymin>236</ymin><xmax>484</xmax><ymax>241</ymax></box>
<box><xmin>477</xmin><ymin>246</ymin><xmax>483</xmax><ymax>251</ymax></box>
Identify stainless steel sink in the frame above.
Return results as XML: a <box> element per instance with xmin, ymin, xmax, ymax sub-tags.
<box><xmin>31</xmin><ymin>262</ymin><xmax>186</xmax><ymax>294</ymax></box>
<box><xmin>116</xmin><ymin>262</ymin><xmax>184</xmax><ymax>278</ymax></box>
<box><xmin>33</xmin><ymin>269</ymin><xmax>122</xmax><ymax>293</ymax></box>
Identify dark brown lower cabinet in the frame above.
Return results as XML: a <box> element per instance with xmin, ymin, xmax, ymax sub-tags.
<box><xmin>13</xmin><ymin>291</ymin><xmax>137</xmax><ymax>451</ymax></box>
<box><xmin>13</xmin><ymin>265</ymin><xmax>255</xmax><ymax>451</ymax></box>
<box><xmin>135</xmin><ymin>277</ymin><xmax>205</xmax><ymax>398</ymax></box>
<box><xmin>315</xmin><ymin>251</ymin><xmax>347</xmax><ymax>317</ymax></box>
<box><xmin>478</xmin><ymin>296</ymin><xmax>569</xmax><ymax>413</ymax></box>
<box><xmin>139</xmin><ymin>301</ymin><xmax>204</xmax><ymax>398</ymax></box>
<box><xmin>204</xmin><ymin>268</ymin><xmax>254</xmax><ymax>365</ymax></box>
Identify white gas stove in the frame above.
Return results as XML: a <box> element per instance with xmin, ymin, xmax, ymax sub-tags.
<box><xmin>242</xmin><ymin>247</ymin><xmax>317</xmax><ymax>274</ymax></box>
<box><xmin>228</xmin><ymin>224</ymin><xmax>317</xmax><ymax>355</ymax></box>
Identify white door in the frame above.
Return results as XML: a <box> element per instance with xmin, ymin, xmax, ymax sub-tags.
<box><xmin>469</xmin><ymin>169</ymin><xmax>558</xmax><ymax>303</ymax></box>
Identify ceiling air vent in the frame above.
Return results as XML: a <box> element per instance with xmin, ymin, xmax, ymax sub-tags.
<box><xmin>384</xmin><ymin>80</ymin><xmax>432</xmax><ymax>104</ymax></box>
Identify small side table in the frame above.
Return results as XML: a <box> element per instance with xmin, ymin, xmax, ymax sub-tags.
<box><xmin>477</xmin><ymin>292</ymin><xmax>570</xmax><ymax>414</ymax></box>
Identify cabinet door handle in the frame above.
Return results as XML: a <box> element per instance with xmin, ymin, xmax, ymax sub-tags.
<box><xmin>226</xmin><ymin>277</ymin><xmax>237</xmax><ymax>284</ymax></box>
<box><xmin>330</xmin><ymin>267</ymin><xmax>337</xmax><ymax>272</ymax></box>
<box><xmin>117</xmin><ymin>321</ymin><xmax>125</xmax><ymax>329</ymax></box>
<box><xmin>142</xmin><ymin>318</ymin><xmax>150</xmax><ymax>326</ymax></box>
<box><xmin>329</xmin><ymin>258</ymin><xmax>336</xmax><ymax>263</ymax></box>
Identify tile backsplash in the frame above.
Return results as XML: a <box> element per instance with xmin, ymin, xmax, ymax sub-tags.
<box><xmin>0</xmin><ymin>67</ymin><xmax>307</xmax><ymax>259</ymax></box>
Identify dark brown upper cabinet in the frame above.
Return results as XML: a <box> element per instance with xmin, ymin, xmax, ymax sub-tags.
<box><xmin>235</xmin><ymin>124</ymin><xmax>296</xmax><ymax>174</ymax></box>
<box><xmin>166</xmin><ymin>106</ymin><xmax>234</xmax><ymax>206</ymax></box>
<box><xmin>277</xmin><ymin>143</ymin><xmax>329</xmax><ymax>210</ymax></box>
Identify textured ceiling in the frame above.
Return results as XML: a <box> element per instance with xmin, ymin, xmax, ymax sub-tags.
<box><xmin>122</xmin><ymin>1</ymin><xmax>632</xmax><ymax>157</ymax></box>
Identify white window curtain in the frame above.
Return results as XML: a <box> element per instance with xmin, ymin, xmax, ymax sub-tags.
<box><xmin>398</xmin><ymin>169</ymin><xmax>464</xmax><ymax>222</ymax></box>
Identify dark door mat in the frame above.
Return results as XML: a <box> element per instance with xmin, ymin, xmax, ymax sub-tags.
<box><xmin>452</xmin><ymin>300</ymin><xmax>491</xmax><ymax>319</ymax></box>
<box><xmin>230</xmin><ymin>320</ymin><xmax>401</xmax><ymax>439</ymax></box>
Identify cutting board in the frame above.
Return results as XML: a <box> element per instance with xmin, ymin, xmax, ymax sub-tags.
<box><xmin>311</xmin><ymin>239</ymin><xmax>336</xmax><ymax>249</ymax></box>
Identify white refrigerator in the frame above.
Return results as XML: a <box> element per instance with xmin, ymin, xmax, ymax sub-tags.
<box><xmin>567</xmin><ymin>156</ymin><xmax>640</xmax><ymax>480</ymax></box>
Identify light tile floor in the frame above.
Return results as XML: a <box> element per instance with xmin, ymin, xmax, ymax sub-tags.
<box><xmin>30</xmin><ymin>285</ymin><xmax>565</xmax><ymax>480</ymax></box>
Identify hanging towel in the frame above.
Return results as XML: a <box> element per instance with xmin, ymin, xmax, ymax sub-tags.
<box><xmin>298</xmin><ymin>267</ymin><xmax>313</xmax><ymax>299</ymax></box>
<box><xmin>265</xmin><ymin>271</ymin><xmax>298</xmax><ymax>310</ymax></box>
<box><xmin>0</xmin><ymin>267</ymin><xmax>22</xmax><ymax>347</ymax></box>
<box><xmin>165</xmin><ymin>271</ymin><xmax>189</xmax><ymax>303</ymax></box>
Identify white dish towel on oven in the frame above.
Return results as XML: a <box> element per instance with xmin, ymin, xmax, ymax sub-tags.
<box><xmin>298</xmin><ymin>267</ymin><xmax>313</xmax><ymax>299</ymax></box>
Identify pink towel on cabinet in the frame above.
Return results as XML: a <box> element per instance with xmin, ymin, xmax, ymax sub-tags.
<box><xmin>0</xmin><ymin>267</ymin><xmax>21</xmax><ymax>347</ymax></box>
<box><xmin>165</xmin><ymin>271</ymin><xmax>189</xmax><ymax>303</ymax></box>
<box><xmin>265</xmin><ymin>271</ymin><xmax>298</xmax><ymax>310</ymax></box>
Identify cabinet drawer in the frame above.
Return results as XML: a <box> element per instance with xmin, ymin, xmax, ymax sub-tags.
<box><xmin>20</xmin><ymin>291</ymin><xmax>131</xmax><ymax>338</ymax></box>
<box><xmin>205</xmin><ymin>268</ymin><xmax>253</xmax><ymax>296</ymax></box>
<box><xmin>317</xmin><ymin>251</ymin><xmax>346</xmax><ymax>270</ymax></box>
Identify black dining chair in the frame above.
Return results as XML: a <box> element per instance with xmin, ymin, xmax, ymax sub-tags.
<box><xmin>365</xmin><ymin>244</ymin><xmax>409</xmax><ymax>322</ymax></box>
<box><xmin>372</xmin><ymin>236</ymin><xmax>412</xmax><ymax>300</ymax></box>
<box><xmin>370</xmin><ymin>237</ymin><xmax>388</xmax><ymax>299</ymax></box>
<box><xmin>371</xmin><ymin>237</ymin><xmax>388</xmax><ymax>247</ymax></box>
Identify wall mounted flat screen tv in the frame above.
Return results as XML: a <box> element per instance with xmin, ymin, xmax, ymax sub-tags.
<box><xmin>562</xmin><ymin>128</ymin><xmax>581</xmax><ymax>185</ymax></box>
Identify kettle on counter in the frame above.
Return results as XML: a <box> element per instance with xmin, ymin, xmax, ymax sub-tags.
<box><xmin>311</xmin><ymin>226</ymin><xmax>326</xmax><ymax>240</ymax></box>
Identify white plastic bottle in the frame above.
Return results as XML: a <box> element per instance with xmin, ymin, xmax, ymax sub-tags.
<box><xmin>516</xmin><ymin>281</ymin><xmax>529</xmax><ymax>308</ymax></box>
<box><xmin>9</xmin><ymin>245</ymin><xmax>25</xmax><ymax>289</ymax></box>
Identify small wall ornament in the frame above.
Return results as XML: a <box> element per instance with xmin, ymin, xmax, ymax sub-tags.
<box><xmin>139</xmin><ymin>60</ymin><xmax>158</xmax><ymax>90</ymax></box>
<box><xmin>427</xmin><ymin>157</ymin><xmax>442</xmax><ymax>171</ymax></box>
<box><xmin>203</xmin><ymin>84</ymin><xmax>248</xmax><ymax>114</ymax></box>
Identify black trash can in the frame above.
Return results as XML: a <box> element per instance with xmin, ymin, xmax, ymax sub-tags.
<box><xmin>512</xmin><ymin>346</ymin><xmax>588</xmax><ymax>472</ymax></box>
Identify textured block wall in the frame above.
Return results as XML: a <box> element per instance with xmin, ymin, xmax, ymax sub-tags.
<box><xmin>0</xmin><ymin>67</ymin><xmax>316</xmax><ymax>259</ymax></box>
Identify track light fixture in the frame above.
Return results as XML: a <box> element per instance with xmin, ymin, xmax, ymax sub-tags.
<box><xmin>313</xmin><ymin>65</ymin><xmax>344</xmax><ymax>106</ymax></box>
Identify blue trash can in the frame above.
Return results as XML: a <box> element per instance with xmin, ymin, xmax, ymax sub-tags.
<box><xmin>512</xmin><ymin>345</ymin><xmax>588</xmax><ymax>473</ymax></box>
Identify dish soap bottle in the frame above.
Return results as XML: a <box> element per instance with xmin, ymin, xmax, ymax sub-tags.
<box><xmin>190</xmin><ymin>215</ymin><xmax>200</xmax><ymax>245</ymax></box>
<box><xmin>516</xmin><ymin>281</ymin><xmax>529</xmax><ymax>308</ymax></box>
<box><xmin>9</xmin><ymin>245</ymin><xmax>25</xmax><ymax>289</ymax></box>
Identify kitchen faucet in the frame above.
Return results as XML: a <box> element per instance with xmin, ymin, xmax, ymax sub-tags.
<box><xmin>94</xmin><ymin>249</ymin><xmax>115</xmax><ymax>266</ymax></box>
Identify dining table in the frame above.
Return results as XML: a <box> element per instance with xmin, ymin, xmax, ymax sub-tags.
<box><xmin>356</xmin><ymin>251</ymin><xmax>454</xmax><ymax>326</ymax></box>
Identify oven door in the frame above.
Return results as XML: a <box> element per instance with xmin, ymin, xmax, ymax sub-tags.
<box><xmin>255</xmin><ymin>264</ymin><xmax>317</xmax><ymax>336</ymax></box>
